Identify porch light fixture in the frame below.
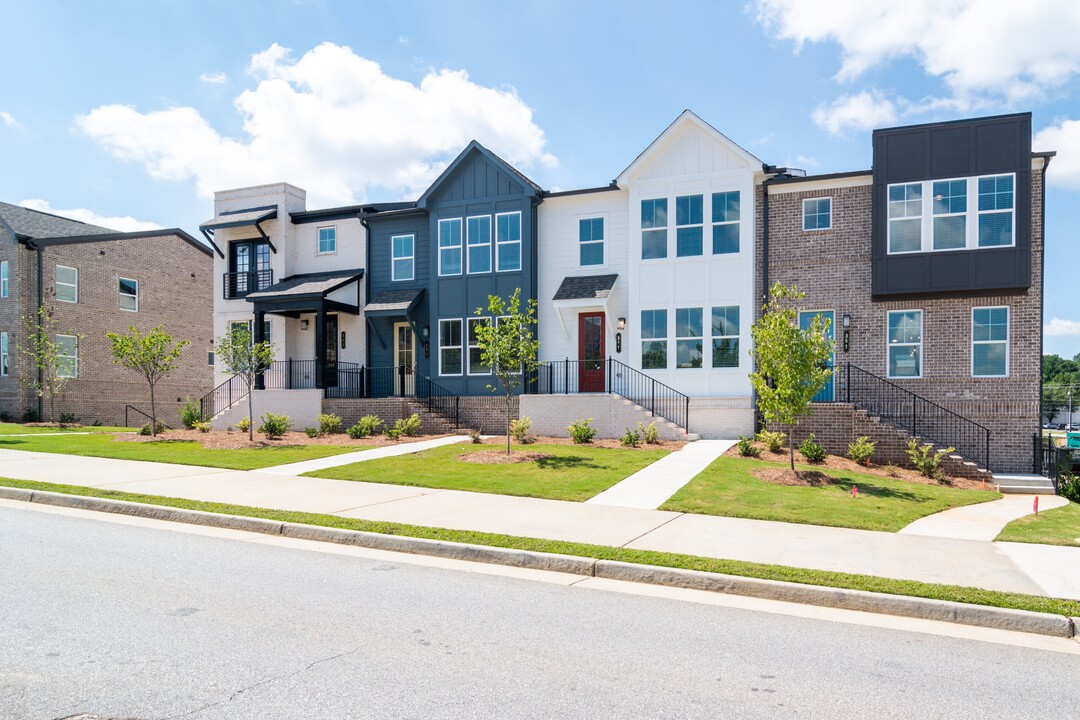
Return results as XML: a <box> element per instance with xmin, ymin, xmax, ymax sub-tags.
<box><xmin>422</xmin><ymin>326</ymin><xmax>430</xmax><ymax>340</ymax></box>
<box><xmin>341</xmin><ymin>331</ymin><xmax>346</xmax><ymax>349</ymax></box>
<box><xmin>842</xmin><ymin>314</ymin><xmax>852</xmax><ymax>328</ymax></box>
<box><xmin>301</xmin><ymin>319</ymin><xmax>309</xmax><ymax>330</ymax></box>
<box><xmin>617</xmin><ymin>317</ymin><xmax>626</xmax><ymax>331</ymax></box>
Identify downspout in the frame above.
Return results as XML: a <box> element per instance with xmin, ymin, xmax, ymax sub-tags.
<box><xmin>34</xmin><ymin>242</ymin><xmax>43</xmax><ymax>421</ymax></box>
<box><xmin>1038</xmin><ymin>154</ymin><xmax>1052</xmax><ymax>467</ymax></box>
<box><xmin>359</xmin><ymin>214</ymin><xmax>372</xmax><ymax>367</ymax></box>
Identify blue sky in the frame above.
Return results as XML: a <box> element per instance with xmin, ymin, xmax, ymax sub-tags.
<box><xmin>2</xmin><ymin>0</ymin><xmax>1078</xmax><ymax>355</ymax></box>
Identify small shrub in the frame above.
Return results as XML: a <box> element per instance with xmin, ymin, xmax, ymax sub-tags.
<box><xmin>385</xmin><ymin>425</ymin><xmax>402</xmax><ymax>441</ymax></box>
<box><xmin>138</xmin><ymin>421</ymin><xmax>166</xmax><ymax>436</ymax></box>
<box><xmin>304</xmin><ymin>427</ymin><xmax>322</xmax><ymax>438</ymax></box>
<box><xmin>22</xmin><ymin>407</ymin><xmax>40</xmax><ymax>423</ymax></box>
<box><xmin>237</xmin><ymin>416</ymin><xmax>251</xmax><ymax>433</ymax></box>
<box><xmin>258</xmin><ymin>412</ymin><xmax>292</xmax><ymax>439</ymax></box>
<box><xmin>510</xmin><ymin>416</ymin><xmax>533</xmax><ymax>444</ymax></box>
<box><xmin>193</xmin><ymin>420</ymin><xmax>212</xmax><ymax>433</ymax></box>
<box><xmin>639</xmin><ymin>421</ymin><xmax>661</xmax><ymax>445</ymax></box>
<box><xmin>847</xmin><ymin>436</ymin><xmax>876</xmax><ymax>466</ymax></box>
<box><xmin>620</xmin><ymin>427</ymin><xmax>641</xmax><ymax>448</ymax></box>
<box><xmin>799</xmin><ymin>434</ymin><xmax>827</xmax><ymax>463</ymax></box>
<box><xmin>756</xmin><ymin>430</ymin><xmax>786</xmax><ymax>453</ymax></box>
<box><xmin>882</xmin><ymin>464</ymin><xmax>901</xmax><ymax>478</ymax></box>
<box><xmin>0</xmin><ymin>410</ymin><xmax>9</xmax><ymax>422</ymax></box>
<box><xmin>318</xmin><ymin>413</ymin><xmax>342</xmax><ymax>435</ymax></box>
<box><xmin>567</xmin><ymin>418</ymin><xmax>597</xmax><ymax>444</ymax></box>
<box><xmin>386</xmin><ymin>413</ymin><xmax>422</xmax><ymax>441</ymax></box>
<box><xmin>59</xmin><ymin>412</ymin><xmax>79</xmax><ymax>425</ymax></box>
<box><xmin>179</xmin><ymin>397</ymin><xmax>201</xmax><ymax>429</ymax></box>
<box><xmin>347</xmin><ymin>415</ymin><xmax>383</xmax><ymax>439</ymax></box>
<box><xmin>906</xmin><ymin>439</ymin><xmax>954</xmax><ymax>481</ymax></box>
<box><xmin>469</xmin><ymin>428</ymin><xmax>483</xmax><ymax>444</ymax></box>
<box><xmin>1059</xmin><ymin>472</ymin><xmax>1080</xmax><ymax>503</ymax></box>
<box><xmin>736</xmin><ymin>435</ymin><xmax>761</xmax><ymax>457</ymax></box>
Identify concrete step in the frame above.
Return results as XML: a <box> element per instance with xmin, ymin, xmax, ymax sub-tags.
<box><xmin>991</xmin><ymin>473</ymin><xmax>1057</xmax><ymax>494</ymax></box>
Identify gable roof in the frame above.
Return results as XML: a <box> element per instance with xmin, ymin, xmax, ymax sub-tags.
<box><xmin>416</xmin><ymin>140</ymin><xmax>542</xmax><ymax>208</ymax></box>
<box><xmin>0</xmin><ymin>201</ymin><xmax>115</xmax><ymax>240</ymax></box>
<box><xmin>615</xmin><ymin>110</ymin><xmax>764</xmax><ymax>185</ymax></box>
<box><xmin>553</xmin><ymin>274</ymin><xmax>619</xmax><ymax>301</ymax></box>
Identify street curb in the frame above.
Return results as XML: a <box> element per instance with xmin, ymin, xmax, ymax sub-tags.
<box><xmin>6</xmin><ymin>488</ymin><xmax>1076</xmax><ymax>638</ymax></box>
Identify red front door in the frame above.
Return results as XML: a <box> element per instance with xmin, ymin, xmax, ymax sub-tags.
<box><xmin>578</xmin><ymin>313</ymin><xmax>605</xmax><ymax>392</ymax></box>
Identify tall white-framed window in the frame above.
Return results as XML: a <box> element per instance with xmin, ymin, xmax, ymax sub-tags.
<box><xmin>712</xmin><ymin>191</ymin><xmax>740</xmax><ymax>253</ymax></box>
<box><xmin>119</xmin><ymin>277</ymin><xmax>138</xmax><ymax>312</ymax></box>
<box><xmin>579</xmin><ymin>217</ymin><xmax>604</xmax><ymax>266</ymax></box>
<box><xmin>888</xmin><ymin>184</ymin><xmax>923</xmax><ymax>253</ymax></box>
<box><xmin>802</xmin><ymin>197</ymin><xmax>831</xmax><ymax>231</ymax></box>
<box><xmin>675</xmin><ymin>194</ymin><xmax>703</xmax><ymax>257</ymax></box>
<box><xmin>56</xmin><ymin>265</ymin><xmax>78</xmax><ymax>303</ymax></box>
<box><xmin>0</xmin><ymin>331</ymin><xmax>8</xmax><ymax>376</ymax></box>
<box><xmin>438</xmin><ymin>218</ymin><xmax>462</xmax><ymax>276</ymax></box>
<box><xmin>318</xmin><ymin>226</ymin><xmax>337</xmax><ymax>254</ymax></box>
<box><xmin>57</xmin><ymin>334</ymin><xmax>78</xmax><ymax>378</ymax></box>
<box><xmin>978</xmin><ymin>175</ymin><xmax>1014</xmax><ymax>247</ymax></box>
<box><xmin>391</xmin><ymin>234</ymin><xmax>414</xmax><ymax>281</ymax></box>
<box><xmin>888</xmin><ymin>173</ymin><xmax>1016</xmax><ymax>254</ymax></box>
<box><xmin>640</xmin><ymin>309</ymin><xmax>667</xmax><ymax>370</ymax></box>
<box><xmin>439</xmin><ymin>318</ymin><xmax>463</xmax><ymax>376</ymax></box>
<box><xmin>932</xmin><ymin>179</ymin><xmax>966</xmax><ymax>250</ymax></box>
<box><xmin>467</xmin><ymin>317</ymin><xmax>491</xmax><ymax>374</ymax></box>
<box><xmin>887</xmin><ymin>310</ymin><xmax>923</xmax><ymax>379</ymax></box>
<box><xmin>972</xmin><ymin>306</ymin><xmax>1009</xmax><ymax>377</ymax></box>
<box><xmin>675</xmin><ymin>307</ymin><xmax>703</xmax><ymax>369</ymax></box>
<box><xmin>710</xmin><ymin>306</ymin><xmax>740</xmax><ymax>368</ymax></box>
<box><xmin>641</xmin><ymin>198</ymin><xmax>668</xmax><ymax>260</ymax></box>
<box><xmin>467</xmin><ymin>215</ymin><xmax>492</xmax><ymax>274</ymax></box>
<box><xmin>0</xmin><ymin>260</ymin><xmax>8</xmax><ymax>297</ymax></box>
<box><xmin>495</xmin><ymin>211</ymin><xmax>522</xmax><ymax>272</ymax></box>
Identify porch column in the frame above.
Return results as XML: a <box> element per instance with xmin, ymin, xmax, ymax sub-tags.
<box><xmin>314</xmin><ymin>306</ymin><xmax>326</xmax><ymax>389</ymax></box>
<box><xmin>254</xmin><ymin>309</ymin><xmax>266</xmax><ymax>390</ymax></box>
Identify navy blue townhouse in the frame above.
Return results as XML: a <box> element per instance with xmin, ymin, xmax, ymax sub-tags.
<box><xmin>362</xmin><ymin>141</ymin><xmax>542</xmax><ymax>396</ymax></box>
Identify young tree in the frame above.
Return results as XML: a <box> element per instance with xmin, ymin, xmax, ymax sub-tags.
<box><xmin>106</xmin><ymin>326</ymin><xmax>190</xmax><ymax>437</ymax></box>
<box><xmin>17</xmin><ymin>301</ymin><xmax>81</xmax><ymax>423</ymax></box>
<box><xmin>473</xmin><ymin>288</ymin><xmax>540</xmax><ymax>455</ymax></box>
<box><xmin>215</xmin><ymin>324</ymin><xmax>275</xmax><ymax>441</ymax></box>
<box><xmin>750</xmin><ymin>283</ymin><xmax>835</xmax><ymax>471</ymax></box>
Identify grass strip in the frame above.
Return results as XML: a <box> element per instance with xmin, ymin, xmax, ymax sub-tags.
<box><xmin>996</xmin><ymin>501</ymin><xmax>1080</xmax><ymax>547</ymax></box>
<box><xmin>3</xmin><ymin>477</ymin><xmax>1079</xmax><ymax>618</ymax></box>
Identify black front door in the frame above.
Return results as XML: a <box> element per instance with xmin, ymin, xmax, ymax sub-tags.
<box><xmin>324</xmin><ymin>315</ymin><xmax>339</xmax><ymax>387</ymax></box>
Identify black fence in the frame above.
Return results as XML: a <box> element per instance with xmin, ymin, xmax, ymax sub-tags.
<box><xmin>200</xmin><ymin>359</ymin><xmax>316</xmax><ymax>420</ymax></box>
<box><xmin>1035</xmin><ymin>433</ymin><xmax>1078</xmax><ymax>494</ymax></box>
<box><xmin>325</xmin><ymin>365</ymin><xmax>415</xmax><ymax>399</ymax></box>
<box><xmin>222</xmin><ymin>269</ymin><xmax>274</xmax><ymax>299</ymax></box>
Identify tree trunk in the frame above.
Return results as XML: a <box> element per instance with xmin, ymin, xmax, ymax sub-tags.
<box><xmin>506</xmin><ymin>394</ymin><xmax>512</xmax><ymax>456</ymax></box>
<box><xmin>150</xmin><ymin>382</ymin><xmax>157</xmax><ymax>436</ymax></box>
<box><xmin>49</xmin><ymin>389</ymin><xmax>56</xmax><ymax>425</ymax></box>
<box><xmin>788</xmin><ymin>422</ymin><xmax>795</xmax><ymax>471</ymax></box>
<box><xmin>247</xmin><ymin>380</ymin><xmax>254</xmax><ymax>441</ymax></box>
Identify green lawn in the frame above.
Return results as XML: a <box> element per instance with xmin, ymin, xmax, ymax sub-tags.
<box><xmin>996</xmin><ymin>501</ymin><xmax>1080</xmax><ymax>546</ymax></box>
<box><xmin>661</xmin><ymin>456</ymin><xmax>1000</xmax><ymax>532</ymax></box>
<box><xmin>306</xmin><ymin>442</ymin><xmax>670</xmax><ymax>501</ymax></box>
<box><xmin>0</xmin><ymin>422</ymin><xmax>135</xmax><ymax>435</ymax></box>
<box><xmin>0</xmin><ymin>432</ymin><xmax>365</xmax><ymax>470</ymax></box>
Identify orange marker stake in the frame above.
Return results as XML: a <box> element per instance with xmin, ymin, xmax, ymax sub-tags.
<box><xmin>1034</xmin><ymin>496</ymin><xmax>1039</xmax><ymax>515</ymax></box>
<box><xmin>852</xmin><ymin>485</ymin><xmax>858</xmax><ymax>498</ymax></box>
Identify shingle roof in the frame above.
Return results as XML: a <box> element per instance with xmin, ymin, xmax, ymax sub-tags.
<box><xmin>0</xmin><ymin>201</ymin><xmax>115</xmax><ymax>239</ymax></box>
<box><xmin>553</xmin><ymin>274</ymin><xmax>619</xmax><ymax>301</ymax></box>
<box><xmin>364</xmin><ymin>288</ymin><xmax>425</xmax><ymax>314</ymax></box>
<box><xmin>245</xmin><ymin>269</ymin><xmax>364</xmax><ymax>300</ymax></box>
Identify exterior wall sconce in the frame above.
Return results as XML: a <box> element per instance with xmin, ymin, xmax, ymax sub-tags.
<box><xmin>340</xmin><ymin>331</ymin><xmax>346</xmax><ymax>349</ymax></box>
<box><xmin>842</xmin><ymin>314</ymin><xmax>852</xmax><ymax>327</ymax></box>
<box><xmin>422</xmin><ymin>326</ymin><xmax>430</xmax><ymax>358</ymax></box>
<box><xmin>422</xmin><ymin>326</ymin><xmax>430</xmax><ymax>339</ymax></box>
<box><xmin>842</xmin><ymin>314</ymin><xmax>852</xmax><ymax>353</ymax></box>
<box><xmin>301</xmin><ymin>319</ymin><xmax>309</xmax><ymax>330</ymax></box>
<box><xmin>617</xmin><ymin>317</ymin><xmax>626</xmax><ymax>330</ymax></box>
<box><xmin>616</xmin><ymin>318</ymin><xmax>626</xmax><ymax>353</ymax></box>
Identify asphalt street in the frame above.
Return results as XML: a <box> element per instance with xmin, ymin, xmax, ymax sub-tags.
<box><xmin>2</xmin><ymin>503</ymin><xmax>1078</xmax><ymax>720</ymax></box>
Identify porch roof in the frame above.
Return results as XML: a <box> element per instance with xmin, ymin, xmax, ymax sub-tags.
<box><xmin>364</xmin><ymin>288</ymin><xmax>425</xmax><ymax>317</ymax></box>
<box><xmin>199</xmin><ymin>205</ymin><xmax>278</xmax><ymax>231</ymax></box>
<box><xmin>553</xmin><ymin>274</ymin><xmax>618</xmax><ymax>301</ymax></box>
<box><xmin>246</xmin><ymin>269</ymin><xmax>364</xmax><ymax>317</ymax></box>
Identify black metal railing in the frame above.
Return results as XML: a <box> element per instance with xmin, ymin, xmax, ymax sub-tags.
<box><xmin>1037</xmin><ymin>433</ymin><xmax>1077</xmax><ymax>494</ymax></box>
<box><xmin>527</xmin><ymin>357</ymin><xmax>690</xmax><ymax>433</ymax></box>
<box><xmin>325</xmin><ymin>364</ymin><xmax>415</xmax><ymax>399</ymax></box>
<box><xmin>124</xmin><ymin>405</ymin><xmax>172</xmax><ymax>430</ymax></box>
<box><xmin>199</xmin><ymin>359</ymin><xmax>317</xmax><ymax>420</ymax></box>
<box><xmin>840</xmin><ymin>363</ymin><xmax>991</xmax><ymax>471</ymax></box>
<box><xmin>414</xmin><ymin>376</ymin><xmax>460</xmax><ymax>429</ymax></box>
<box><xmin>222</xmin><ymin>269</ymin><xmax>274</xmax><ymax>299</ymax></box>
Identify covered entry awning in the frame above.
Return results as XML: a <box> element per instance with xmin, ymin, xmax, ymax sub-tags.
<box><xmin>552</xmin><ymin>274</ymin><xmax>618</xmax><ymax>338</ymax></box>
<box><xmin>246</xmin><ymin>269</ymin><xmax>364</xmax><ymax>317</ymax></box>
<box><xmin>198</xmin><ymin>205</ymin><xmax>279</xmax><ymax>257</ymax></box>
<box><xmin>363</xmin><ymin>288</ymin><xmax>426</xmax><ymax>350</ymax></box>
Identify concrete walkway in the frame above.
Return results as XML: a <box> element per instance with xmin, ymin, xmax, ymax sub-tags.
<box><xmin>586</xmin><ymin>439</ymin><xmax>735</xmax><ymax>509</ymax></box>
<box><xmin>899</xmin><ymin>494</ymin><xmax>1069</xmax><ymax>541</ymax></box>
<box><xmin>1</xmin><ymin>447</ymin><xmax>1078</xmax><ymax>601</ymax></box>
<box><xmin>260</xmin><ymin>435</ymin><xmax>470</xmax><ymax>475</ymax></box>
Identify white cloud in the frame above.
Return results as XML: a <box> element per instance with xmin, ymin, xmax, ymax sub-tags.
<box><xmin>811</xmin><ymin>91</ymin><xmax>898</xmax><ymax>136</ymax></box>
<box><xmin>200</xmin><ymin>71</ymin><xmax>228</xmax><ymax>85</ymax></box>
<box><xmin>0</xmin><ymin>111</ymin><xmax>19</xmax><ymax>127</ymax></box>
<box><xmin>1045</xmin><ymin>318</ymin><xmax>1080</xmax><ymax>337</ymax></box>
<box><xmin>1035</xmin><ymin>119</ymin><xmax>1080</xmax><ymax>190</ymax></box>
<box><xmin>755</xmin><ymin>0</ymin><xmax>1080</xmax><ymax>106</ymax></box>
<box><xmin>397</xmin><ymin>35</ymin><xmax>409</xmax><ymax>45</ymax></box>
<box><xmin>18</xmin><ymin>199</ymin><xmax>162</xmax><ymax>233</ymax></box>
<box><xmin>77</xmin><ymin>42</ymin><xmax>557</xmax><ymax>207</ymax></box>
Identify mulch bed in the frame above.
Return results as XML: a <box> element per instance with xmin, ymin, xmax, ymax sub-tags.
<box><xmin>753</xmin><ymin>468</ymin><xmax>836</xmax><ymax>487</ymax></box>
<box><xmin>458</xmin><ymin>450</ymin><xmax>555</xmax><ymax>464</ymax></box>
<box><xmin>111</xmin><ymin>429</ymin><xmax>453</xmax><ymax>450</ymax></box>
<box><xmin>479</xmin><ymin>435</ymin><xmax>684</xmax><ymax>450</ymax></box>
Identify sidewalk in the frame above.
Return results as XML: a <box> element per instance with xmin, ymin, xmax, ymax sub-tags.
<box><xmin>1</xmin><ymin>447</ymin><xmax>1077</xmax><ymax>601</ymax></box>
<box><xmin>586</xmin><ymin>440</ymin><xmax>735</xmax><ymax>509</ymax></box>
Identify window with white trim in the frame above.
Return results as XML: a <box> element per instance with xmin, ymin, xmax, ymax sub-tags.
<box><xmin>972</xmin><ymin>307</ymin><xmax>1008</xmax><ymax>377</ymax></box>
<box><xmin>887</xmin><ymin>310</ymin><xmax>922</xmax><ymax>378</ymax></box>
<box><xmin>932</xmin><ymin>179</ymin><xmax>966</xmax><ymax>250</ymax></box>
<box><xmin>496</xmin><ymin>211</ymin><xmax>521</xmax><ymax>272</ymax></box>
<box><xmin>0</xmin><ymin>260</ymin><xmax>8</xmax><ymax>297</ymax></box>
<box><xmin>712</xmin><ymin>191</ymin><xmax>740</xmax><ymax>253</ymax></box>
<box><xmin>888</xmin><ymin>184</ymin><xmax>922</xmax><ymax>253</ymax></box>
<box><xmin>438</xmin><ymin>218</ymin><xmax>462</xmax><ymax>276</ymax></box>
<box><xmin>56</xmin><ymin>265</ymin><xmax>78</xmax><ymax>303</ymax></box>
<box><xmin>579</xmin><ymin>217</ymin><xmax>604</xmax><ymax>266</ymax></box>
<box><xmin>467</xmin><ymin>317</ymin><xmax>491</xmax><ymax>374</ymax></box>
<box><xmin>641</xmin><ymin>198</ymin><xmax>667</xmax><ymax>259</ymax></box>
<box><xmin>711</xmin><ymin>306</ymin><xmax>739</xmax><ymax>368</ymax></box>
<box><xmin>978</xmin><ymin>175</ymin><xmax>1014</xmax><ymax>247</ymax></box>
<box><xmin>0</xmin><ymin>331</ymin><xmax>7</xmax><ymax>376</ymax></box>
<box><xmin>640</xmin><ymin>309</ymin><xmax>667</xmax><ymax>370</ymax></box>
<box><xmin>318</xmin><ymin>226</ymin><xmax>336</xmax><ymax>254</ymax></box>
<box><xmin>675</xmin><ymin>194</ymin><xmax>703</xmax><ymax>257</ymax></box>
<box><xmin>119</xmin><ymin>277</ymin><xmax>138</xmax><ymax>312</ymax></box>
<box><xmin>391</xmin><ymin>234</ymin><xmax>414</xmax><ymax>281</ymax></box>
<box><xmin>57</xmin><ymin>334</ymin><xmax>78</xmax><ymax>378</ymax></box>
<box><xmin>439</xmin><ymin>318</ymin><xmax>463</xmax><ymax>376</ymax></box>
<box><xmin>888</xmin><ymin>173</ymin><xmax>1016</xmax><ymax>253</ymax></box>
<box><xmin>802</xmin><ymin>197</ymin><xmax>831</xmax><ymax>231</ymax></box>
<box><xmin>467</xmin><ymin>216</ymin><xmax>491</xmax><ymax>274</ymax></box>
<box><xmin>675</xmin><ymin>307</ymin><xmax>703</xmax><ymax>369</ymax></box>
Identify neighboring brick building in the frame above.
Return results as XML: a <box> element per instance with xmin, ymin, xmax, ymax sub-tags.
<box><xmin>0</xmin><ymin>202</ymin><xmax>213</xmax><ymax>425</ymax></box>
<box><xmin>757</xmin><ymin>114</ymin><xmax>1049</xmax><ymax>474</ymax></box>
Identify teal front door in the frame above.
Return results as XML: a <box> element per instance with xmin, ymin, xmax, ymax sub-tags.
<box><xmin>799</xmin><ymin>310</ymin><xmax>835</xmax><ymax>402</ymax></box>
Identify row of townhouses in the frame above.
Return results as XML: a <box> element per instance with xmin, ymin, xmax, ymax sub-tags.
<box><xmin>199</xmin><ymin>110</ymin><xmax>1049</xmax><ymax>475</ymax></box>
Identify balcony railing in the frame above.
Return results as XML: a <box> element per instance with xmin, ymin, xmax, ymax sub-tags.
<box><xmin>223</xmin><ymin>269</ymin><xmax>274</xmax><ymax>299</ymax></box>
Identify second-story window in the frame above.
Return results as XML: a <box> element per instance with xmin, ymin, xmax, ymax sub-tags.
<box><xmin>56</xmin><ymin>265</ymin><xmax>78</xmax><ymax>303</ymax></box>
<box><xmin>438</xmin><ymin>218</ymin><xmax>462</xmax><ymax>276</ymax></box>
<box><xmin>802</xmin><ymin>197</ymin><xmax>831</xmax><ymax>231</ymax></box>
<box><xmin>467</xmin><ymin>215</ymin><xmax>491</xmax><ymax>274</ymax></box>
<box><xmin>932</xmin><ymin>179</ymin><xmax>966</xmax><ymax>250</ymax></box>
<box><xmin>496</xmin><ymin>212</ymin><xmax>522</xmax><ymax>272</ymax></box>
<box><xmin>888</xmin><ymin>183</ymin><xmax>923</xmax><ymax>253</ymax></box>
<box><xmin>119</xmin><ymin>278</ymin><xmax>138</xmax><ymax>312</ymax></box>
<box><xmin>579</xmin><ymin>218</ymin><xmax>604</xmax><ymax>266</ymax></box>
<box><xmin>641</xmin><ymin>198</ymin><xmax>667</xmax><ymax>260</ymax></box>
<box><xmin>318</xmin><ymin>226</ymin><xmax>336</xmax><ymax>254</ymax></box>
<box><xmin>391</xmin><ymin>234</ymin><xmax>414</xmax><ymax>281</ymax></box>
<box><xmin>713</xmin><ymin>191</ymin><xmax>741</xmax><ymax>253</ymax></box>
<box><xmin>978</xmin><ymin>175</ymin><xmax>1014</xmax><ymax>247</ymax></box>
<box><xmin>675</xmin><ymin>195</ymin><xmax>703</xmax><ymax>257</ymax></box>
<box><xmin>0</xmin><ymin>260</ymin><xmax>8</xmax><ymax>298</ymax></box>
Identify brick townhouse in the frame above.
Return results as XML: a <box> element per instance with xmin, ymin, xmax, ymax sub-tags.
<box><xmin>0</xmin><ymin>202</ymin><xmax>213</xmax><ymax>425</ymax></box>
